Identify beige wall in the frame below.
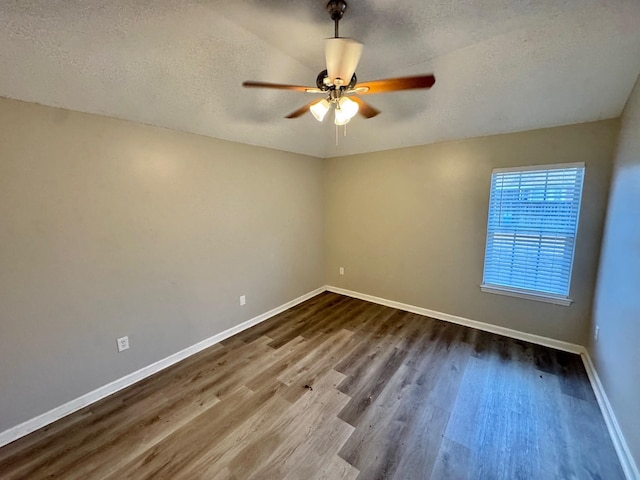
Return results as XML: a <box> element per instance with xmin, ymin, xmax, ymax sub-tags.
<box><xmin>590</xmin><ymin>76</ymin><xmax>640</xmax><ymax>468</ymax></box>
<box><xmin>325</xmin><ymin>120</ymin><xmax>618</xmax><ymax>345</ymax></box>
<box><xmin>0</xmin><ymin>97</ymin><xmax>324</xmax><ymax>432</ymax></box>
<box><xmin>0</xmin><ymin>94</ymin><xmax>624</xmax><ymax>442</ymax></box>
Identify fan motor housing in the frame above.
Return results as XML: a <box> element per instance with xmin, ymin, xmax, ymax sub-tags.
<box><xmin>316</xmin><ymin>69</ymin><xmax>358</xmax><ymax>91</ymax></box>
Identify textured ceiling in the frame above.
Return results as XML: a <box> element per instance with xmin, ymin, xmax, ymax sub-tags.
<box><xmin>1</xmin><ymin>0</ymin><xmax>639</xmax><ymax>158</ymax></box>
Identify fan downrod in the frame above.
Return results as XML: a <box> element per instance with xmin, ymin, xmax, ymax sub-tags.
<box><xmin>326</xmin><ymin>0</ymin><xmax>347</xmax><ymax>37</ymax></box>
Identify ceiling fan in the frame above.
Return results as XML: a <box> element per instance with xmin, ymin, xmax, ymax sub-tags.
<box><xmin>242</xmin><ymin>0</ymin><xmax>436</xmax><ymax>126</ymax></box>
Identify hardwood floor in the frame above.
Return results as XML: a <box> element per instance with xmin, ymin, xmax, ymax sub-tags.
<box><xmin>0</xmin><ymin>292</ymin><xmax>624</xmax><ymax>479</ymax></box>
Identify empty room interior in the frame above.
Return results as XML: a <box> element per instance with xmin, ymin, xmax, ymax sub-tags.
<box><xmin>0</xmin><ymin>1</ymin><xmax>639</xmax><ymax>479</ymax></box>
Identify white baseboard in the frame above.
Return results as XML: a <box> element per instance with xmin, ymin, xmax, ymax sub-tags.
<box><xmin>581</xmin><ymin>352</ymin><xmax>640</xmax><ymax>480</ymax></box>
<box><xmin>0</xmin><ymin>286</ymin><xmax>327</xmax><ymax>449</ymax></box>
<box><xmin>327</xmin><ymin>285</ymin><xmax>638</xmax><ymax>479</ymax></box>
<box><xmin>327</xmin><ymin>286</ymin><xmax>584</xmax><ymax>353</ymax></box>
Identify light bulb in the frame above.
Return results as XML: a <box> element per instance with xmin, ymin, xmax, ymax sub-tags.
<box><xmin>339</xmin><ymin>96</ymin><xmax>359</xmax><ymax>119</ymax></box>
<box><xmin>334</xmin><ymin>107</ymin><xmax>350</xmax><ymax>126</ymax></box>
<box><xmin>309</xmin><ymin>99</ymin><xmax>330</xmax><ymax>122</ymax></box>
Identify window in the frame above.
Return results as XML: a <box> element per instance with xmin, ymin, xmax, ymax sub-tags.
<box><xmin>481</xmin><ymin>163</ymin><xmax>585</xmax><ymax>306</ymax></box>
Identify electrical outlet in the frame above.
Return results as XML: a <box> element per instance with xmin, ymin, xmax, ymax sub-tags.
<box><xmin>339</xmin><ymin>267</ymin><xmax>344</xmax><ymax>275</ymax></box>
<box><xmin>594</xmin><ymin>325</ymin><xmax>600</xmax><ymax>341</ymax></box>
<box><xmin>240</xmin><ymin>295</ymin><xmax>246</xmax><ymax>306</ymax></box>
<box><xmin>117</xmin><ymin>336</ymin><xmax>129</xmax><ymax>352</ymax></box>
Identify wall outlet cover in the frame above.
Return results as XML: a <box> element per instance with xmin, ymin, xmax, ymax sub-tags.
<box><xmin>117</xmin><ymin>336</ymin><xmax>130</xmax><ymax>352</ymax></box>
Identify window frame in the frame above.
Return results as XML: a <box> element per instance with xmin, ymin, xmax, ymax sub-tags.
<box><xmin>480</xmin><ymin>162</ymin><xmax>585</xmax><ymax>306</ymax></box>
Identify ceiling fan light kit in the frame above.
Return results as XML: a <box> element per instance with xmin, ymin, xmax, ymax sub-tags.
<box><xmin>242</xmin><ymin>0</ymin><xmax>435</xmax><ymax>128</ymax></box>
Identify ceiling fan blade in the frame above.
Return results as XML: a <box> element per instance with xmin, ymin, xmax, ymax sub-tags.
<box><xmin>285</xmin><ymin>99</ymin><xmax>323</xmax><ymax>119</ymax></box>
<box><xmin>243</xmin><ymin>81</ymin><xmax>316</xmax><ymax>92</ymax></box>
<box><xmin>356</xmin><ymin>74</ymin><xmax>436</xmax><ymax>95</ymax></box>
<box><xmin>350</xmin><ymin>96</ymin><xmax>380</xmax><ymax>118</ymax></box>
<box><xmin>325</xmin><ymin>38</ymin><xmax>363</xmax><ymax>85</ymax></box>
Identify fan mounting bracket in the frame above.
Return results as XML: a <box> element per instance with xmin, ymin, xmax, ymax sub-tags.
<box><xmin>326</xmin><ymin>0</ymin><xmax>347</xmax><ymax>21</ymax></box>
<box><xmin>327</xmin><ymin>0</ymin><xmax>347</xmax><ymax>37</ymax></box>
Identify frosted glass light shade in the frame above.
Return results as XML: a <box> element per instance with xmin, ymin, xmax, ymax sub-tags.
<box><xmin>309</xmin><ymin>99</ymin><xmax>331</xmax><ymax>121</ymax></box>
<box><xmin>338</xmin><ymin>97</ymin><xmax>359</xmax><ymax>119</ymax></box>
<box><xmin>334</xmin><ymin>107</ymin><xmax>350</xmax><ymax>125</ymax></box>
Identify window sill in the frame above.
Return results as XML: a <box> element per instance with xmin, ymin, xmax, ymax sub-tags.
<box><xmin>480</xmin><ymin>284</ymin><xmax>573</xmax><ymax>306</ymax></box>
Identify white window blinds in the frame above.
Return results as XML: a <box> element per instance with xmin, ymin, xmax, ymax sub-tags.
<box><xmin>482</xmin><ymin>163</ymin><xmax>585</xmax><ymax>299</ymax></box>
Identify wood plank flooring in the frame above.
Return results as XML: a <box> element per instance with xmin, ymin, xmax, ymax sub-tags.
<box><xmin>0</xmin><ymin>292</ymin><xmax>625</xmax><ymax>479</ymax></box>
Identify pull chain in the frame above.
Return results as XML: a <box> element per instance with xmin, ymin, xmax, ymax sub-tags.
<box><xmin>334</xmin><ymin>123</ymin><xmax>348</xmax><ymax>148</ymax></box>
